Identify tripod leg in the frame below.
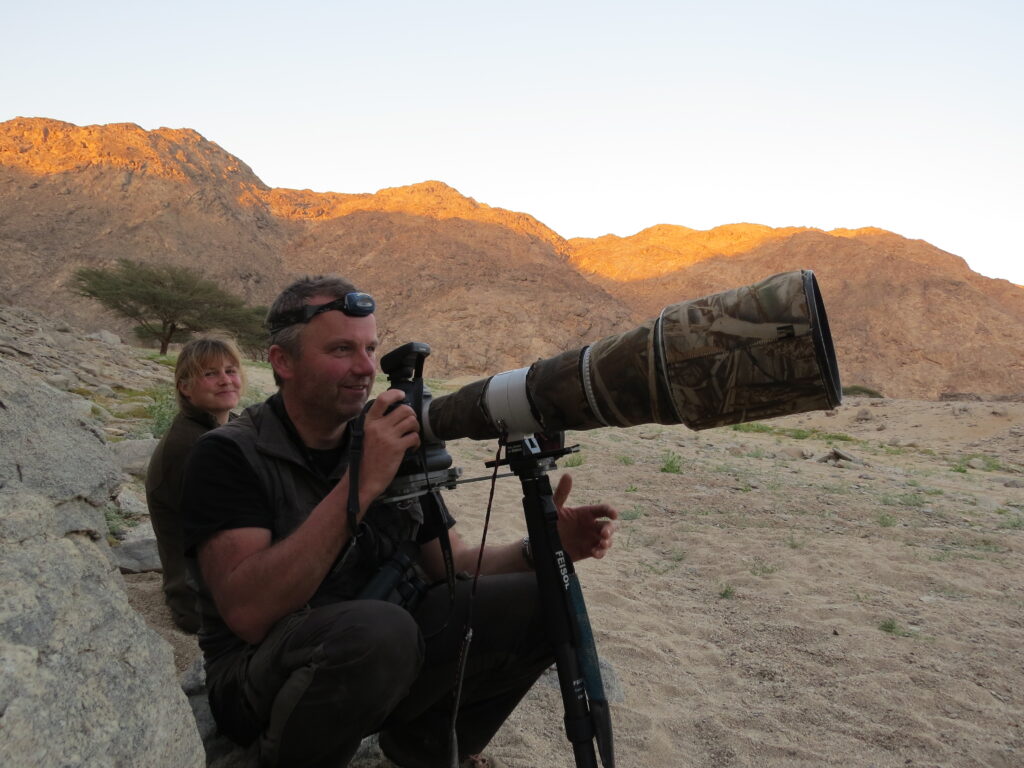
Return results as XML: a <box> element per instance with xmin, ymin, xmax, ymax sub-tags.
<box><xmin>521</xmin><ymin>472</ymin><xmax>614</xmax><ymax>768</ymax></box>
<box><xmin>569</xmin><ymin>585</ymin><xmax>614</xmax><ymax>768</ymax></box>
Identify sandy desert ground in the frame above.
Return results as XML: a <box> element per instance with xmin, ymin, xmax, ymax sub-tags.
<box><xmin>127</xmin><ymin>367</ymin><xmax>1024</xmax><ymax>768</ymax></box>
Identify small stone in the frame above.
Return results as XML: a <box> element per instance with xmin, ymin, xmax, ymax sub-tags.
<box><xmin>85</xmin><ymin>330</ymin><xmax>122</xmax><ymax>345</ymax></box>
<box><xmin>45</xmin><ymin>372</ymin><xmax>78</xmax><ymax>390</ymax></box>
<box><xmin>180</xmin><ymin>658</ymin><xmax>206</xmax><ymax>696</ymax></box>
<box><xmin>114</xmin><ymin>538</ymin><xmax>161</xmax><ymax>573</ymax></box>
<box><xmin>67</xmin><ymin>397</ymin><xmax>96</xmax><ymax>421</ymax></box>
<box><xmin>109</xmin><ymin>401</ymin><xmax>151</xmax><ymax>419</ymax></box>
<box><xmin>109</xmin><ymin>437</ymin><xmax>159</xmax><ymax>477</ymax></box>
<box><xmin>116</xmin><ymin>486</ymin><xmax>150</xmax><ymax>520</ymax></box>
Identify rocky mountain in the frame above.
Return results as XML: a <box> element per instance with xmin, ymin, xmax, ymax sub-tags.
<box><xmin>2</xmin><ymin>116</ymin><xmax>1022</xmax><ymax>398</ymax></box>
<box><xmin>0</xmin><ymin>118</ymin><xmax>626</xmax><ymax>377</ymax></box>
<box><xmin>567</xmin><ymin>225</ymin><xmax>1024</xmax><ymax>400</ymax></box>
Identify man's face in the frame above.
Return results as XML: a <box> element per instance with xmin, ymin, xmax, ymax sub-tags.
<box><xmin>280</xmin><ymin>296</ymin><xmax>379</xmax><ymax>424</ymax></box>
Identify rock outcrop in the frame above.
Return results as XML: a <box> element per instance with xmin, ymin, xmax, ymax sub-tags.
<box><xmin>0</xmin><ymin>357</ymin><xmax>204</xmax><ymax>767</ymax></box>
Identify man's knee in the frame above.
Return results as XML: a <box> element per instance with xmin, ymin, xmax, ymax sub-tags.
<box><xmin>257</xmin><ymin>601</ymin><xmax>425</xmax><ymax>759</ymax></box>
<box><xmin>311</xmin><ymin>600</ymin><xmax>425</xmax><ymax>692</ymax></box>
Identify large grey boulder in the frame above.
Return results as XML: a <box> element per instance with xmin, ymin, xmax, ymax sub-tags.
<box><xmin>0</xmin><ymin>359</ymin><xmax>118</xmax><ymax>502</ymax></box>
<box><xmin>0</xmin><ymin>490</ymin><xmax>204</xmax><ymax>767</ymax></box>
<box><xmin>0</xmin><ymin>359</ymin><xmax>203</xmax><ymax>767</ymax></box>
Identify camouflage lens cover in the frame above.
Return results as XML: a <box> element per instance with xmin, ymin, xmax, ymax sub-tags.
<box><xmin>427</xmin><ymin>270</ymin><xmax>841</xmax><ymax>440</ymax></box>
<box><xmin>586</xmin><ymin>270</ymin><xmax>841</xmax><ymax>430</ymax></box>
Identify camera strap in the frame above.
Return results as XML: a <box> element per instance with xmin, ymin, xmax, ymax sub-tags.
<box><xmin>341</xmin><ymin>412</ymin><xmax>370</xmax><ymax>562</ymax></box>
<box><xmin>423</xmin><ymin>490</ymin><xmax>458</xmax><ymax>612</ymax></box>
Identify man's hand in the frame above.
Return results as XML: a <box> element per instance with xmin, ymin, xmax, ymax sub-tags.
<box><xmin>553</xmin><ymin>473</ymin><xmax>618</xmax><ymax>562</ymax></box>
<box><xmin>357</xmin><ymin>388</ymin><xmax>421</xmax><ymax>505</ymax></box>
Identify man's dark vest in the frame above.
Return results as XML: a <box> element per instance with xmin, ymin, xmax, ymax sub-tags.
<box><xmin>192</xmin><ymin>397</ymin><xmax>425</xmax><ymax>659</ymax></box>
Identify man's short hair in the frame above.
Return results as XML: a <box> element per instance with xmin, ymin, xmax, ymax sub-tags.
<box><xmin>266</xmin><ymin>275</ymin><xmax>360</xmax><ymax>386</ymax></box>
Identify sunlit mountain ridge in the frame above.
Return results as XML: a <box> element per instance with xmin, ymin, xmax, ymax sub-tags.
<box><xmin>1</xmin><ymin>117</ymin><xmax>1021</xmax><ymax>399</ymax></box>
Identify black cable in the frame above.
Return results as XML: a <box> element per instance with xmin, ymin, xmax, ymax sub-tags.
<box><xmin>447</xmin><ymin>438</ymin><xmax>505</xmax><ymax>768</ymax></box>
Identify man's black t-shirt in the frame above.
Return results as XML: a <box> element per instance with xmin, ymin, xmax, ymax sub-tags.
<box><xmin>181</xmin><ymin>396</ymin><xmax>452</xmax><ymax>555</ymax></box>
<box><xmin>182</xmin><ymin>434</ymin><xmax>270</xmax><ymax>555</ymax></box>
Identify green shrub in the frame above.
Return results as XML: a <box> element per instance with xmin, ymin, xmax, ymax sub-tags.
<box><xmin>147</xmin><ymin>384</ymin><xmax>179</xmax><ymax>438</ymax></box>
<box><xmin>878</xmin><ymin>618</ymin><xmax>915</xmax><ymax>637</ymax></box>
<box><xmin>732</xmin><ymin>422</ymin><xmax>853</xmax><ymax>441</ymax></box>
<box><xmin>732</xmin><ymin>422</ymin><xmax>773</xmax><ymax>434</ymax></box>
<box><xmin>660</xmin><ymin>451</ymin><xmax>683</xmax><ymax>474</ymax></box>
<box><xmin>876</xmin><ymin>512</ymin><xmax>898</xmax><ymax>527</ymax></box>
<box><xmin>951</xmin><ymin>454</ymin><xmax>1004</xmax><ymax>473</ymax></box>
<box><xmin>621</xmin><ymin>506</ymin><xmax>644</xmax><ymax>521</ymax></box>
<box><xmin>562</xmin><ymin>453</ymin><xmax>585</xmax><ymax>468</ymax></box>
<box><xmin>145</xmin><ymin>353</ymin><xmax>177</xmax><ymax>368</ymax></box>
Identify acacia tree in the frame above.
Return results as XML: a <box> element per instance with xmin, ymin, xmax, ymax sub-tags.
<box><xmin>73</xmin><ymin>259</ymin><xmax>267</xmax><ymax>355</ymax></box>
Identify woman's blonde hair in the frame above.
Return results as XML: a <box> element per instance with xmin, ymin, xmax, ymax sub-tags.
<box><xmin>174</xmin><ymin>336</ymin><xmax>246</xmax><ymax>410</ymax></box>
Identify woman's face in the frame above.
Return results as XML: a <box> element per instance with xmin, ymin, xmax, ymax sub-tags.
<box><xmin>179</xmin><ymin>357</ymin><xmax>242</xmax><ymax>422</ymax></box>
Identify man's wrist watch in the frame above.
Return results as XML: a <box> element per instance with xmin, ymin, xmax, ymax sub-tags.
<box><xmin>520</xmin><ymin>535</ymin><xmax>535</xmax><ymax>570</ymax></box>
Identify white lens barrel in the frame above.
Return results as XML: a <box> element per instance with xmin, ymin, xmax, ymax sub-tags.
<box><xmin>484</xmin><ymin>367</ymin><xmax>543</xmax><ymax>438</ymax></box>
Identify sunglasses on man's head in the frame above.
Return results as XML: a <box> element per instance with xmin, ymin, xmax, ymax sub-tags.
<box><xmin>267</xmin><ymin>292</ymin><xmax>376</xmax><ymax>334</ymax></box>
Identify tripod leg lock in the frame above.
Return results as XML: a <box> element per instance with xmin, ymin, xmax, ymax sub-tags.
<box><xmin>564</xmin><ymin>712</ymin><xmax>595</xmax><ymax>744</ymax></box>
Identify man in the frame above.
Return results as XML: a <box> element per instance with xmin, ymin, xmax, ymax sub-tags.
<box><xmin>182</xmin><ymin>275</ymin><xmax>617</xmax><ymax>768</ymax></box>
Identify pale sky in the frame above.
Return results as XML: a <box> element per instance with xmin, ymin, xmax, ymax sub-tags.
<box><xmin>3</xmin><ymin>0</ymin><xmax>1021</xmax><ymax>284</ymax></box>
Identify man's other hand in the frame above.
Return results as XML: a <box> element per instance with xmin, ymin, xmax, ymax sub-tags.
<box><xmin>553</xmin><ymin>473</ymin><xmax>618</xmax><ymax>562</ymax></box>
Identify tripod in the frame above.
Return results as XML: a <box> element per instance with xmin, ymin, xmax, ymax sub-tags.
<box><xmin>490</xmin><ymin>435</ymin><xmax>615</xmax><ymax>768</ymax></box>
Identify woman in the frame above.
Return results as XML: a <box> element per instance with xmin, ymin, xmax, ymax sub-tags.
<box><xmin>145</xmin><ymin>336</ymin><xmax>245</xmax><ymax>633</ymax></box>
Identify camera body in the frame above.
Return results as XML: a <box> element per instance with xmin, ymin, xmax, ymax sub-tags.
<box><xmin>378</xmin><ymin>342</ymin><xmax>461</xmax><ymax>502</ymax></box>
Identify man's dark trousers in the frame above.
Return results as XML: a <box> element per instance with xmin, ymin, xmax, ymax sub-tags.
<box><xmin>206</xmin><ymin>572</ymin><xmax>552</xmax><ymax>767</ymax></box>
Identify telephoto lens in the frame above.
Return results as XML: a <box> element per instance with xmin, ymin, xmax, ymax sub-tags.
<box><xmin>422</xmin><ymin>270</ymin><xmax>841</xmax><ymax>441</ymax></box>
